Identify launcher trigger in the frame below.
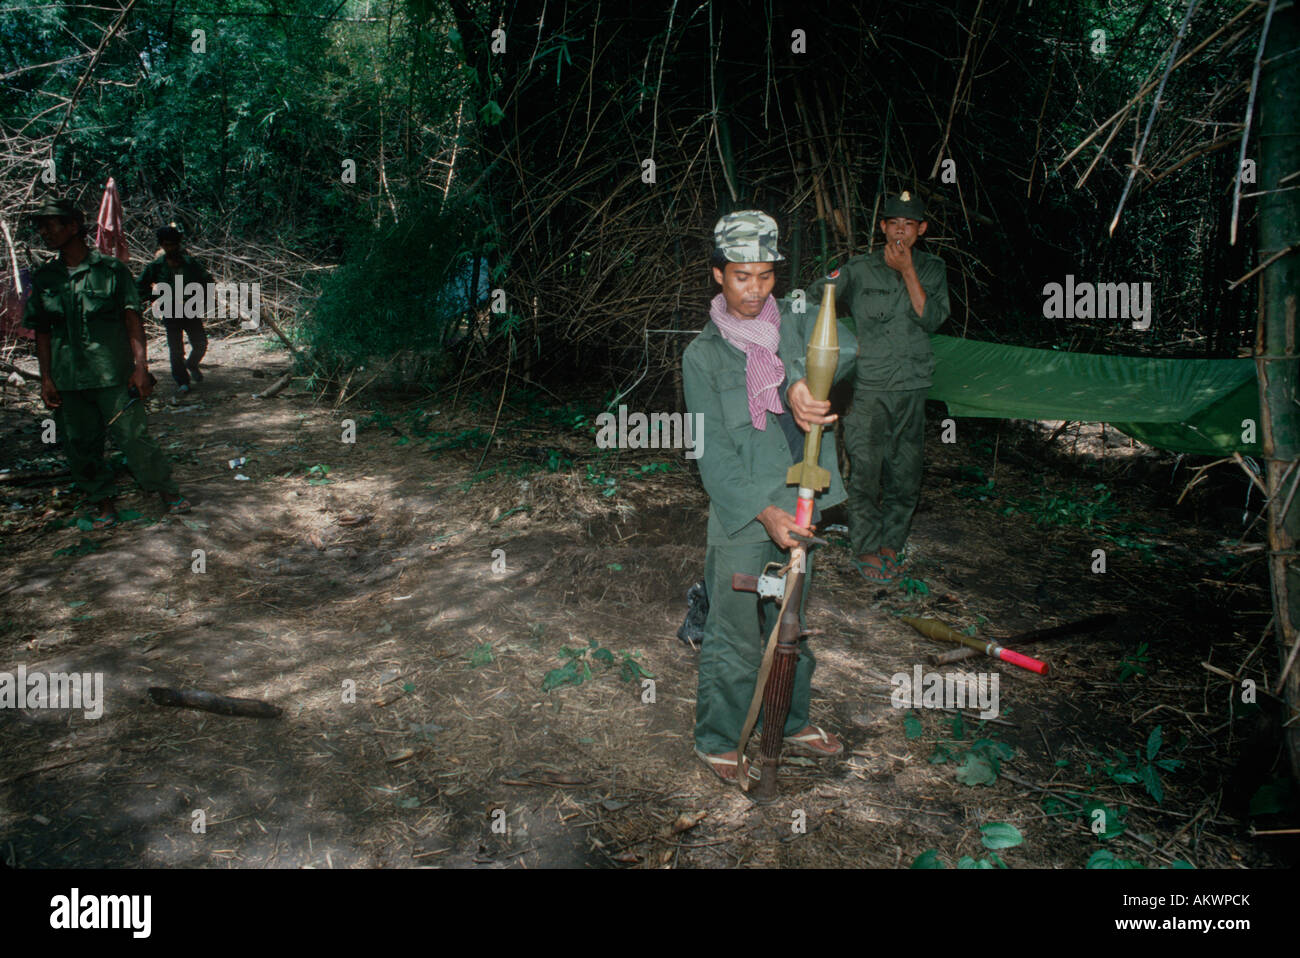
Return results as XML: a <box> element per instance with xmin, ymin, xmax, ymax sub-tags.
<box><xmin>730</xmin><ymin>563</ymin><xmax>788</xmax><ymax>600</ymax></box>
<box><xmin>789</xmin><ymin>532</ymin><xmax>829</xmax><ymax>549</ymax></box>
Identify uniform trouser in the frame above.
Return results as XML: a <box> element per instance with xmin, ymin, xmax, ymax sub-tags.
<box><xmin>844</xmin><ymin>387</ymin><xmax>928</xmax><ymax>556</ymax></box>
<box><xmin>694</xmin><ymin>538</ymin><xmax>816</xmax><ymax>754</ymax></box>
<box><xmin>56</xmin><ymin>385</ymin><xmax>178</xmax><ymax>503</ymax></box>
<box><xmin>165</xmin><ymin>318</ymin><xmax>207</xmax><ymax>386</ymax></box>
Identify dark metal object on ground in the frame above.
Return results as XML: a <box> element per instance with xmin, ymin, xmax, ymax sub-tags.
<box><xmin>147</xmin><ymin>686</ymin><xmax>283</xmax><ymax>719</ymax></box>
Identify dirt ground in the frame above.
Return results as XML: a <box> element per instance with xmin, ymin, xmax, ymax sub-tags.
<box><xmin>0</xmin><ymin>328</ymin><xmax>1294</xmax><ymax>869</ymax></box>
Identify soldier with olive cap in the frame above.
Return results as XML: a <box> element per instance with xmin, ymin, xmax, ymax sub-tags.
<box><xmin>137</xmin><ymin>222</ymin><xmax>214</xmax><ymax>398</ymax></box>
<box><xmin>683</xmin><ymin>210</ymin><xmax>858</xmax><ymax>784</ymax></box>
<box><xmin>808</xmin><ymin>191</ymin><xmax>950</xmax><ymax>582</ymax></box>
<box><xmin>22</xmin><ymin>198</ymin><xmax>188</xmax><ymax>522</ymax></box>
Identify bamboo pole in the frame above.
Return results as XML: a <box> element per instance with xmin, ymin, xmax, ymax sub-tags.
<box><xmin>1256</xmin><ymin>3</ymin><xmax>1300</xmax><ymax>778</ymax></box>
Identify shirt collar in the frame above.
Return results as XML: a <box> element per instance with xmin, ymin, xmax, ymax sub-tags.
<box><xmin>65</xmin><ymin>247</ymin><xmax>105</xmax><ymax>277</ymax></box>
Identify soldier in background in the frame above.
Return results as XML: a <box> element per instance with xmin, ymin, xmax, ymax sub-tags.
<box><xmin>137</xmin><ymin>222</ymin><xmax>214</xmax><ymax>399</ymax></box>
<box><xmin>808</xmin><ymin>192</ymin><xmax>950</xmax><ymax>582</ymax></box>
<box><xmin>23</xmin><ymin>198</ymin><xmax>188</xmax><ymax>522</ymax></box>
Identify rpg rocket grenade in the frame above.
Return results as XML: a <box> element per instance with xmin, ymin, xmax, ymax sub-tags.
<box><xmin>787</xmin><ymin>284</ymin><xmax>838</xmax><ymax>527</ymax></box>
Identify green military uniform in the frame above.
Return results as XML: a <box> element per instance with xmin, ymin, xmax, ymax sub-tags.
<box><xmin>807</xmin><ymin>196</ymin><xmax>949</xmax><ymax>558</ymax></box>
<box><xmin>684</xmin><ymin>295</ymin><xmax>858</xmax><ymax>754</ymax></box>
<box><xmin>137</xmin><ymin>241</ymin><xmax>214</xmax><ymax>388</ymax></box>
<box><xmin>137</xmin><ymin>251</ymin><xmax>214</xmax><ymax>306</ymax></box>
<box><xmin>23</xmin><ymin>243</ymin><xmax>177</xmax><ymax>503</ymax></box>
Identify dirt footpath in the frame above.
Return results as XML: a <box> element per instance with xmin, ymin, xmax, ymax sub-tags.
<box><xmin>0</xmin><ymin>331</ymin><xmax>1290</xmax><ymax>868</ymax></box>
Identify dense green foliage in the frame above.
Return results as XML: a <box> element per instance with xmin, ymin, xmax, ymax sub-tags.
<box><xmin>3</xmin><ymin>0</ymin><xmax>467</xmax><ymax>246</ymax></box>
<box><xmin>303</xmin><ymin>196</ymin><xmax>472</xmax><ymax>372</ymax></box>
<box><xmin>0</xmin><ymin>0</ymin><xmax>1275</xmax><ymax>385</ymax></box>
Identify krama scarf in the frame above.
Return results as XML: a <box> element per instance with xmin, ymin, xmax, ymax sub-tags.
<box><xmin>709</xmin><ymin>293</ymin><xmax>784</xmax><ymax>430</ymax></box>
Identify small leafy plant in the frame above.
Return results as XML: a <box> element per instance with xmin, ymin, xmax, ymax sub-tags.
<box><xmin>585</xmin><ymin>464</ymin><xmax>618</xmax><ymax>498</ymax></box>
<box><xmin>897</xmin><ymin>575</ymin><xmax>929</xmax><ymax>597</ymax></box>
<box><xmin>541</xmin><ymin>639</ymin><xmax>653</xmax><ymax>690</ymax></box>
<box><xmin>619</xmin><ymin>650</ymin><xmax>655</xmax><ymax>682</ymax></box>
<box><xmin>540</xmin><ymin>638</ymin><xmax>615</xmax><ymax>690</ymax></box>
<box><xmin>917</xmin><ymin>711</ymin><xmax>1015</xmax><ymax>788</ymax></box>
<box><xmin>1118</xmin><ymin>642</ymin><xmax>1150</xmax><ymax>683</ymax></box>
<box><xmin>911</xmin><ymin>822</ymin><xmax>1024</xmax><ymax>869</ymax></box>
<box><xmin>466</xmin><ymin>642</ymin><xmax>494</xmax><ymax>668</ymax></box>
<box><xmin>1088</xmin><ymin>726</ymin><xmax>1183</xmax><ymax>805</ymax></box>
<box><xmin>625</xmin><ymin>461</ymin><xmax>674</xmax><ymax>478</ymax></box>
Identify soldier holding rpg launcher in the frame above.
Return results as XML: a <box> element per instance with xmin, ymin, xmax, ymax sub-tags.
<box><xmin>683</xmin><ymin>211</ymin><xmax>858</xmax><ymax>790</ymax></box>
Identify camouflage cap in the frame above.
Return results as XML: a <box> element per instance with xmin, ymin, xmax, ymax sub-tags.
<box><xmin>713</xmin><ymin>210</ymin><xmax>784</xmax><ymax>263</ymax></box>
<box><xmin>882</xmin><ymin>190</ymin><xmax>926</xmax><ymax>221</ymax></box>
<box><xmin>30</xmin><ymin>197</ymin><xmax>85</xmax><ymax>226</ymax></box>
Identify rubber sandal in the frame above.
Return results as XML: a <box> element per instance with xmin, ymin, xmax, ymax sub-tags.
<box><xmin>160</xmin><ymin>494</ymin><xmax>191</xmax><ymax>513</ymax></box>
<box><xmin>694</xmin><ymin>748</ymin><xmax>758</xmax><ymax>784</ymax></box>
<box><xmin>90</xmin><ymin>508</ymin><xmax>118</xmax><ymax>529</ymax></box>
<box><xmin>783</xmin><ymin>725</ymin><xmax>844</xmax><ymax>756</ymax></box>
<box><xmin>880</xmin><ymin>549</ymin><xmax>907</xmax><ymax>573</ymax></box>
<box><xmin>852</xmin><ymin>555</ymin><xmax>896</xmax><ymax>582</ymax></box>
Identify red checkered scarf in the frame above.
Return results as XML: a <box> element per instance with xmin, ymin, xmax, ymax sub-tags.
<box><xmin>709</xmin><ymin>293</ymin><xmax>784</xmax><ymax>430</ymax></box>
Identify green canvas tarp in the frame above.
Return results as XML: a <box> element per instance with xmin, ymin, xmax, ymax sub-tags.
<box><xmin>927</xmin><ymin>334</ymin><xmax>1262</xmax><ymax>457</ymax></box>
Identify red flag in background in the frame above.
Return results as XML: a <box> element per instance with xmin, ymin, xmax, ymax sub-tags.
<box><xmin>95</xmin><ymin>177</ymin><xmax>128</xmax><ymax>262</ymax></box>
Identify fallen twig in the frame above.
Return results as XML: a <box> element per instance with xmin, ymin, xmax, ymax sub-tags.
<box><xmin>0</xmin><ymin>755</ymin><xmax>89</xmax><ymax>787</ymax></box>
<box><xmin>0</xmin><ymin>469</ymin><xmax>69</xmax><ymax>485</ymax></box>
<box><xmin>254</xmin><ymin>371</ymin><xmax>295</xmax><ymax>399</ymax></box>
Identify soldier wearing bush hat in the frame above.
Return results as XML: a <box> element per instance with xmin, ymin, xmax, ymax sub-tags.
<box><xmin>682</xmin><ymin>209</ymin><xmax>859</xmax><ymax>786</ymax></box>
<box><xmin>29</xmin><ymin>197</ymin><xmax>85</xmax><ymax>232</ymax></box>
<box><xmin>23</xmin><ymin>197</ymin><xmax>188</xmax><ymax>522</ymax></box>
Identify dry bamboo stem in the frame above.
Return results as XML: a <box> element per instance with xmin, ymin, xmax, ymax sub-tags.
<box><xmin>1058</xmin><ymin>0</ymin><xmax>1263</xmax><ymax>171</ymax></box>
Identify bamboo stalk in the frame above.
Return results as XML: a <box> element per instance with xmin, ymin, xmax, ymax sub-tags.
<box><xmin>1108</xmin><ymin>0</ymin><xmax>1203</xmax><ymax>236</ymax></box>
<box><xmin>930</xmin><ymin>0</ymin><xmax>984</xmax><ymax>180</ymax></box>
<box><xmin>1231</xmin><ymin>0</ymin><xmax>1281</xmax><ymax>245</ymax></box>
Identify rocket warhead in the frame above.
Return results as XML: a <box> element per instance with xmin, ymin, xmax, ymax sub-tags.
<box><xmin>803</xmin><ymin>282</ymin><xmax>838</xmax><ymax>401</ymax></box>
<box><xmin>787</xmin><ymin>284</ymin><xmax>838</xmax><ymax>493</ymax></box>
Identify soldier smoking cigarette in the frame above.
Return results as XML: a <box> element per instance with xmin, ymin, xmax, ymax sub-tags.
<box><xmin>808</xmin><ymin>189</ymin><xmax>949</xmax><ymax>585</ymax></box>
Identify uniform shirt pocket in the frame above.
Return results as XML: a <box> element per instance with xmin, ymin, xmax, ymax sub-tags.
<box><xmin>719</xmin><ymin>386</ymin><xmax>752</xmax><ymax>430</ymax></box>
<box><xmin>82</xmin><ymin>273</ymin><xmax>118</xmax><ymax>319</ymax></box>
<box><xmin>854</xmin><ymin>287</ymin><xmax>895</xmax><ymax>323</ymax></box>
